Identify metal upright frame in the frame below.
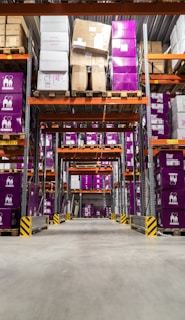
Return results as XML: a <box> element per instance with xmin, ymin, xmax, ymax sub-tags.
<box><xmin>21</xmin><ymin>27</ymin><xmax>33</xmax><ymax>217</ymax></box>
<box><xmin>143</xmin><ymin>23</ymin><xmax>155</xmax><ymax>217</ymax></box>
<box><xmin>54</xmin><ymin>133</ymin><xmax>59</xmax><ymax>214</ymax></box>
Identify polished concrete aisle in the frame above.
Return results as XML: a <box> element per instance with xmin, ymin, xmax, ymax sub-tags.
<box><xmin>1</xmin><ymin>219</ymin><xmax>185</xmax><ymax>320</ymax></box>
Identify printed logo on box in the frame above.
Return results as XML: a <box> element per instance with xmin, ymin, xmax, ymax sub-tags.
<box><xmin>169</xmin><ymin>173</ymin><xmax>178</xmax><ymax>185</ymax></box>
<box><xmin>169</xmin><ymin>192</ymin><xmax>178</xmax><ymax>205</ymax></box>
<box><xmin>5</xmin><ymin>176</ymin><xmax>14</xmax><ymax>187</ymax></box>
<box><xmin>1</xmin><ymin>116</ymin><xmax>12</xmax><ymax>132</ymax></box>
<box><xmin>0</xmin><ymin>212</ymin><xmax>3</xmax><ymax>225</ymax></box>
<box><xmin>1</xmin><ymin>96</ymin><xmax>13</xmax><ymax>111</ymax></box>
<box><xmin>2</xmin><ymin>75</ymin><xmax>14</xmax><ymax>90</ymax></box>
<box><xmin>4</xmin><ymin>194</ymin><xmax>13</xmax><ymax>206</ymax></box>
<box><xmin>170</xmin><ymin>212</ymin><xmax>179</xmax><ymax>225</ymax></box>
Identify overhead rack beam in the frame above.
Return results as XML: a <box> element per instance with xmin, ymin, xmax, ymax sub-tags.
<box><xmin>43</xmin><ymin>127</ymin><xmax>133</xmax><ymax>133</ymax></box>
<box><xmin>28</xmin><ymin>97</ymin><xmax>147</xmax><ymax>106</ymax></box>
<box><xmin>1</xmin><ymin>3</ymin><xmax>185</xmax><ymax>16</ymax></box>
<box><xmin>38</xmin><ymin>113</ymin><xmax>139</xmax><ymax>122</ymax></box>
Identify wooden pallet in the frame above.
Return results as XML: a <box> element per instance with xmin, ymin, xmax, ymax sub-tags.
<box><xmin>103</xmin><ymin>144</ymin><xmax>122</xmax><ymax>149</ymax></box>
<box><xmin>0</xmin><ymin>228</ymin><xmax>19</xmax><ymax>236</ymax></box>
<box><xmin>0</xmin><ymin>47</ymin><xmax>26</xmax><ymax>54</ymax></box>
<box><xmin>61</xmin><ymin>144</ymin><xmax>76</xmax><ymax>149</ymax></box>
<box><xmin>0</xmin><ymin>133</ymin><xmax>25</xmax><ymax>140</ymax></box>
<box><xmin>71</xmin><ymin>90</ymin><xmax>107</xmax><ymax>98</ymax></box>
<box><xmin>33</xmin><ymin>90</ymin><xmax>70</xmax><ymax>98</ymax></box>
<box><xmin>158</xmin><ymin>228</ymin><xmax>185</xmax><ymax>236</ymax></box>
<box><xmin>0</xmin><ymin>169</ymin><xmax>23</xmax><ymax>173</ymax></box>
<box><xmin>81</xmin><ymin>144</ymin><xmax>101</xmax><ymax>149</ymax></box>
<box><xmin>106</xmin><ymin>90</ymin><xmax>142</xmax><ymax>98</ymax></box>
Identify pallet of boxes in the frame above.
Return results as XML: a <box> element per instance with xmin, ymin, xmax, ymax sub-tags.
<box><xmin>140</xmin><ymin>40</ymin><xmax>164</xmax><ymax>74</ymax></box>
<box><xmin>70</xmin><ymin>18</ymin><xmax>111</xmax><ymax>95</ymax></box>
<box><xmin>0</xmin><ymin>16</ymin><xmax>28</xmax><ymax>53</ymax></box>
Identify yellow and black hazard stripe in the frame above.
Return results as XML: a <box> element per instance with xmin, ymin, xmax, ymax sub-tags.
<box><xmin>145</xmin><ymin>216</ymin><xmax>157</xmax><ymax>237</ymax></box>
<box><xmin>65</xmin><ymin>213</ymin><xmax>71</xmax><ymax>220</ymax></box>
<box><xmin>111</xmin><ymin>213</ymin><xmax>116</xmax><ymax>220</ymax></box>
<box><xmin>53</xmin><ymin>214</ymin><xmax>60</xmax><ymax>224</ymax></box>
<box><xmin>120</xmin><ymin>214</ymin><xmax>127</xmax><ymax>224</ymax></box>
<box><xmin>20</xmin><ymin>216</ymin><xmax>32</xmax><ymax>237</ymax></box>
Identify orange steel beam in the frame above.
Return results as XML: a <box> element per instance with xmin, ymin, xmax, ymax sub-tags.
<box><xmin>43</xmin><ymin>127</ymin><xmax>133</xmax><ymax>133</ymax></box>
<box><xmin>71</xmin><ymin>189</ymin><xmax>111</xmax><ymax>194</ymax></box>
<box><xmin>57</xmin><ymin>147</ymin><xmax>123</xmax><ymax>153</ymax></box>
<box><xmin>147</xmin><ymin>53</ymin><xmax>185</xmax><ymax>60</ymax></box>
<box><xmin>141</xmin><ymin>74</ymin><xmax>185</xmax><ymax>84</ymax></box>
<box><xmin>1</xmin><ymin>3</ymin><xmax>185</xmax><ymax>16</ymax></box>
<box><xmin>0</xmin><ymin>150</ymin><xmax>24</xmax><ymax>157</ymax></box>
<box><xmin>0</xmin><ymin>53</ymin><xmax>30</xmax><ymax>60</ymax></box>
<box><xmin>29</xmin><ymin>96</ymin><xmax>147</xmax><ymax>106</ymax></box>
<box><xmin>150</xmin><ymin>138</ymin><xmax>185</xmax><ymax>147</ymax></box>
<box><xmin>68</xmin><ymin>167</ymin><xmax>113</xmax><ymax>175</ymax></box>
<box><xmin>38</xmin><ymin>113</ymin><xmax>139</xmax><ymax>122</ymax></box>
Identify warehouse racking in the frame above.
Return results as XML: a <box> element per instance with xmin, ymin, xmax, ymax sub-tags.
<box><xmin>1</xmin><ymin>2</ymin><xmax>185</xmax><ymax>231</ymax></box>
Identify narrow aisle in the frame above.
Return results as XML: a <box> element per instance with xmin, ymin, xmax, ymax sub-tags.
<box><xmin>0</xmin><ymin>219</ymin><xmax>185</xmax><ymax>320</ymax></box>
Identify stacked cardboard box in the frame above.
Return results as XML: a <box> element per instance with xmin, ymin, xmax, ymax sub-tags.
<box><xmin>171</xmin><ymin>95</ymin><xmax>185</xmax><ymax>139</ymax></box>
<box><xmin>37</xmin><ymin>16</ymin><xmax>69</xmax><ymax>91</ymax></box>
<box><xmin>0</xmin><ymin>17</ymin><xmax>6</xmax><ymax>47</ymax></box>
<box><xmin>155</xmin><ymin>151</ymin><xmax>185</xmax><ymax>229</ymax></box>
<box><xmin>70</xmin><ymin>19</ymin><xmax>111</xmax><ymax>92</ymax></box>
<box><xmin>112</xmin><ymin>20</ymin><xmax>138</xmax><ymax>90</ymax></box>
<box><xmin>170</xmin><ymin>15</ymin><xmax>185</xmax><ymax>71</ymax></box>
<box><xmin>140</xmin><ymin>41</ymin><xmax>164</xmax><ymax>74</ymax></box>
<box><xmin>0</xmin><ymin>72</ymin><xmax>24</xmax><ymax>133</ymax></box>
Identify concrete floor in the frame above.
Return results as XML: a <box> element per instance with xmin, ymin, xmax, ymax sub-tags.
<box><xmin>1</xmin><ymin>219</ymin><xmax>185</xmax><ymax>320</ymax></box>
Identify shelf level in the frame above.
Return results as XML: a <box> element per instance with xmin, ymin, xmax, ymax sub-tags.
<box><xmin>150</xmin><ymin>138</ymin><xmax>185</xmax><ymax>148</ymax></box>
<box><xmin>68</xmin><ymin>167</ymin><xmax>113</xmax><ymax>175</ymax></box>
<box><xmin>71</xmin><ymin>189</ymin><xmax>111</xmax><ymax>194</ymax></box>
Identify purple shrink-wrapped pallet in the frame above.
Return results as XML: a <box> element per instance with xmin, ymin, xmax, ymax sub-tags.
<box><xmin>113</xmin><ymin>73</ymin><xmax>138</xmax><ymax>91</ymax></box>
<box><xmin>157</xmin><ymin>208</ymin><xmax>185</xmax><ymax>229</ymax></box>
<box><xmin>27</xmin><ymin>184</ymin><xmax>40</xmax><ymax>216</ymax></box>
<box><xmin>104</xmin><ymin>175</ymin><xmax>111</xmax><ymax>189</ymax></box>
<box><xmin>63</xmin><ymin>133</ymin><xmax>77</xmax><ymax>145</ymax></box>
<box><xmin>112</xmin><ymin>39</ymin><xmax>137</xmax><ymax>57</ymax></box>
<box><xmin>85</xmin><ymin>132</ymin><xmax>98</xmax><ymax>145</ymax></box>
<box><xmin>0</xmin><ymin>72</ymin><xmax>24</xmax><ymax>93</ymax></box>
<box><xmin>154</xmin><ymin>150</ymin><xmax>184</xmax><ymax>170</ymax></box>
<box><xmin>82</xmin><ymin>204</ymin><xmax>94</xmax><ymax>217</ymax></box>
<box><xmin>150</xmin><ymin>93</ymin><xmax>169</xmax><ymax>104</ymax></box>
<box><xmin>0</xmin><ymin>208</ymin><xmax>20</xmax><ymax>229</ymax></box>
<box><xmin>40</xmin><ymin>133</ymin><xmax>53</xmax><ymax>150</ymax></box>
<box><xmin>0</xmin><ymin>113</ymin><xmax>22</xmax><ymax>133</ymax></box>
<box><xmin>105</xmin><ymin>133</ymin><xmax>119</xmax><ymax>144</ymax></box>
<box><xmin>155</xmin><ymin>168</ymin><xmax>185</xmax><ymax>190</ymax></box>
<box><xmin>156</xmin><ymin>189</ymin><xmax>185</xmax><ymax>209</ymax></box>
<box><xmin>0</xmin><ymin>173</ymin><xmax>22</xmax><ymax>191</ymax></box>
<box><xmin>125</xmin><ymin>132</ymin><xmax>133</xmax><ymax>142</ymax></box>
<box><xmin>112</xmin><ymin>57</ymin><xmax>137</xmax><ymax>73</ymax></box>
<box><xmin>151</xmin><ymin>102</ymin><xmax>170</xmax><ymax>115</ymax></box>
<box><xmin>0</xmin><ymin>93</ymin><xmax>23</xmax><ymax>113</ymax></box>
<box><xmin>81</xmin><ymin>175</ymin><xmax>93</xmax><ymax>190</ymax></box>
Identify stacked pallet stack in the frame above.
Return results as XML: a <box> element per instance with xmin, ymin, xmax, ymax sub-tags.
<box><xmin>170</xmin><ymin>15</ymin><xmax>185</xmax><ymax>71</ymax></box>
<box><xmin>140</xmin><ymin>41</ymin><xmax>164</xmax><ymax>74</ymax></box>
<box><xmin>81</xmin><ymin>175</ymin><xmax>93</xmax><ymax>190</ymax></box>
<box><xmin>37</xmin><ymin>16</ymin><xmax>69</xmax><ymax>91</ymax></box>
<box><xmin>125</xmin><ymin>132</ymin><xmax>139</xmax><ymax>171</ymax></box>
<box><xmin>0</xmin><ymin>17</ymin><xmax>5</xmax><ymax>47</ymax></box>
<box><xmin>70</xmin><ymin>19</ymin><xmax>111</xmax><ymax>92</ymax></box>
<box><xmin>105</xmin><ymin>124</ymin><xmax>119</xmax><ymax>145</ymax></box>
<box><xmin>171</xmin><ymin>95</ymin><xmax>185</xmax><ymax>139</ymax></box>
<box><xmin>128</xmin><ymin>181</ymin><xmax>141</xmax><ymax>216</ymax></box>
<box><xmin>155</xmin><ymin>151</ymin><xmax>185</xmax><ymax>229</ymax></box>
<box><xmin>150</xmin><ymin>93</ymin><xmax>170</xmax><ymax>139</ymax></box>
<box><xmin>63</xmin><ymin>124</ymin><xmax>77</xmax><ymax>146</ymax></box>
<box><xmin>0</xmin><ymin>72</ymin><xmax>24</xmax><ymax>134</ymax></box>
<box><xmin>27</xmin><ymin>183</ymin><xmax>40</xmax><ymax>216</ymax></box>
<box><xmin>111</xmin><ymin>20</ymin><xmax>138</xmax><ymax>91</ymax></box>
<box><xmin>40</xmin><ymin>133</ymin><xmax>54</xmax><ymax>170</ymax></box>
<box><xmin>0</xmin><ymin>173</ymin><xmax>22</xmax><ymax>229</ymax></box>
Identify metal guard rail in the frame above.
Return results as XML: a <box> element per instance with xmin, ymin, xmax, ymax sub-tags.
<box><xmin>130</xmin><ymin>215</ymin><xmax>157</xmax><ymax>237</ymax></box>
<box><xmin>20</xmin><ymin>215</ymin><xmax>49</xmax><ymax>237</ymax></box>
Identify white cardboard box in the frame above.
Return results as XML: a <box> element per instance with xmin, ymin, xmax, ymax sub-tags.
<box><xmin>41</xmin><ymin>32</ymin><xmax>69</xmax><ymax>52</ymax></box>
<box><xmin>40</xmin><ymin>16</ymin><xmax>69</xmax><ymax>33</ymax></box>
<box><xmin>172</xmin><ymin>128</ymin><xmax>185</xmax><ymax>139</ymax></box>
<box><xmin>37</xmin><ymin>71</ymin><xmax>69</xmax><ymax>91</ymax></box>
<box><xmin>172</xmin><ymin>113</ymin><xmax>185</xmax><ymax>129</ymax></box>
<box><xmin>39</xmin><ymin>51</ymin><xmax>68</xmax><ymax>72</ymax></box>
<box><xmin>171</xmin><ymin>95</ymin><xmax>185</xmax><ymax>113</ymax></box>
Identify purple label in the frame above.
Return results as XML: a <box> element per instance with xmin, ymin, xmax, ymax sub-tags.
<box><xmin>0</xmin><ymin>72</ymin><xmax>23</xmax><ymax>93</ymax></box>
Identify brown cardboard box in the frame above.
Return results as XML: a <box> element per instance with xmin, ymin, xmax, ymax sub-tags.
<box><xmin>0</xmin><ymin>24</ymin><xmax>5</xmax><ymax>36</ymax></box>
<box><xmin>90</xmin><ymin>65</ymin><xmax>106</xmax><ymax>91</ymax></box>
<box><xmin>70</xmin><ymin>48</ymin><xmax>108</xmax><ymax>68</ymax></box>
<box><xmin>6</xmin><ymin>24</ymin><xmax>23</xmax><ymax>36</ymax></box>
<box><xmin>71</xmin><ymin>65</ymin><xmax>88</xmax><ymax>91</ymax></box>
<box><xmin>6</xmin><ymin>34</ymin><xmax>27</xmax><ymax>48</ymax></box>
<box><xmin>152</xmin><ymin>60</ymin><xmax>164</xmax><ymax>73</ymax></box>
<box><xmin>0</xmin><ymin>35</ymin><xmax>5</xmax><ymax>47</ymax></box>
<box><xmin>7</xmin><ymin>16</ymin><xmax>29</xmax><ymax>38</ymax></box>
<box><xmin>140</xmin><ymin>41</ymin><xmax>152</xmax><ymax>57</ymax></box>
<box><xmin>141</xmin><ymin>61</ymin><xmax>153</xmax><ymax>74</ymax></box>
<box><xmin>0</xmin><ymin>17</ymin><xmax>6</xmax><ymax>24</ymax></box>
<box><xmin>72</xmin><ymin>19</ymin><xmax>111</xmax><ymax>55</ymax></box>
<box><xmin>151</xmin><ymin>41</ymin><xmax>162</xmax><ymax>53</ymax></box>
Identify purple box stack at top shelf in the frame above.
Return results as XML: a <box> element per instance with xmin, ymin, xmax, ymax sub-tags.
<box><xmin>111</xmin><ymin>20</ymin><xmax>138</xmax><ymax>91</ymax></box>
<box><xmin>0</xmin><ymin>72</ymin><xmax>24</xmax><ymax>134</ymax></box>
<box><xmin>154</xmin><ymin>150</ymin><xmax>185</xmax><ymax>229</ymax></box>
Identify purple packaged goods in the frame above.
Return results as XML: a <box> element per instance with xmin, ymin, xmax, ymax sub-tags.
<box><xmin>126</xmin><ymin>154</ymin><xmax>134</xmax><ymax>169</ymax></box>
<box><xmin>0</xmin><ymin>113</ymin><xmax>22</xmax><ymax>133</ymax></box>
<box><xmin>156</xmin><ymin>189</ymin><xmax>185</xmax><ymax>209</ymax></box>
<box><xmin>150</xmin><ymin>93</ymin><xmax>169</xmax><ymax>104</ymax></box>
<box><xmin>155</xmin><ymin>168</ymin><xmax>185</xmax><ymax>190</ymax></box>
<box><xmin>157</xmin><ymin>208</ymin><xmax>185</xmax><ymax>229</ymax></box>
<box><xmin>0</xmin><ymin>72</ymin><xmax>23</xmax><ymax>93</ymax></box>
<box><xmin>151</xmin><ymin>103</ymin><xmax>169</xmax><ymax>115</ymax></box>
<box><xmin>0</xmin><ymin>173</ymin><xmax>22</xmax><ymax>191</ymax></box>
<box><xmin>63</xmin><ymin>133</ymin><xmax>77</xmax><ymax>145</ymax></box>
<box><xmin>113</xmin><ymin>73</ymin><xmax>138</xmax><ymax>91</ymax></box>
<box><xmin>125</xmin><ymin>132</ymin><xmax>133</xmax><ymax>142</ymax></box>
<box><xmin>105</xmin><ymin>133</ymin><xmax>119</xmax><ymax>144</ymax></box>
<box><xmin>85</xmin><ymin>133</ymin><xmax>98</xmax><ymax>145</ymax></box>
<box><xmin>0</xmin><ymin>191</ymin><xmax>21</xmax><ymax>208</ymax></box>
<box><xmin>0</xmin><ymin>93</ymin><xmax>23</xmax><ymax>113</ymax></box>
<box><xmin>112</xmin><ymin>39</ymin><xmax>137</xmax><ymax>57</ymax></box>
<box><xmin>112</xmin><ymin>57</ymin><xmax>137</xmax><ymax>73</ymax></box>
<box><xmin>40</xmin><ymin>133</ymin><xmax>53</xmax><ymax>150</ymax></box>
<box><xmin>0</xmin><ymin>208</ymin><xmax>20</xmax><ymax>229</ymax></box>
<box><xmin>112</xmin><ymin>20</ymin><xmax>136</xmax><ymax>39</ymax></box>
<box><xmin>105</xmin><ymin>206</ymin><xmax>111</xmax><ymax>217</ymax></box>
<box><xmin>154</xmin><ymin>150</ymin><xmax>184</xmax><ymax>170</ymax></box>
